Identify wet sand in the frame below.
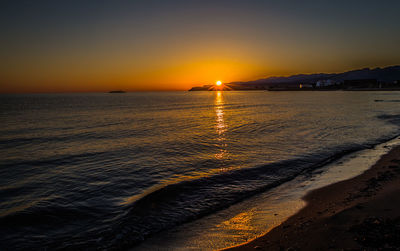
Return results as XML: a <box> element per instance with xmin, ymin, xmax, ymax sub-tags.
<box><xmin>227</xmin><ymin>145</ymin><xmax>400</xmax><ymax>250</ymax></box>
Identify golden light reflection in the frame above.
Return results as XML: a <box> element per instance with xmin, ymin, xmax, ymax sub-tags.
<box><xmin>215</xmin><ymin>91</ymin><xmax>228</xmax><ymax>160</ymax></box>
<box><xmin>217</xmin><ymin>211</ymin><xmax>255</xmax><ymax>231</ymax></box>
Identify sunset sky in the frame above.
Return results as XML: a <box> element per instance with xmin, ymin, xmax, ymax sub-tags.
<box><xmin>1</xmin><ymin>0</ymin><xmax>400</xmax><ymax>93</ymax></box>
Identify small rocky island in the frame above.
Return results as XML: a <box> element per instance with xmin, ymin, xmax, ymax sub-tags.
<box><xmin>108</xmin><ymin>90</ymin><xmax>126</xmax><ymax>93</ymax></box>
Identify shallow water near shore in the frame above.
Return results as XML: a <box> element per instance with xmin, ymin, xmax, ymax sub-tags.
<box><xmin>2</xmin><ymin>91</ymin><xmax>400</xmax><ymax>250</ymax></box>
<box><xmin>134</xmin><ymin>136</ymin><xmax>400</xmax><ymax>250</ymax></box>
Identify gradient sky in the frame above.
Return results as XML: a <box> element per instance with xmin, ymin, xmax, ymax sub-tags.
<box><xmin>1</xmin><ymin>0</ymin><xmax>400</xmax><ymax>92</ymax></box>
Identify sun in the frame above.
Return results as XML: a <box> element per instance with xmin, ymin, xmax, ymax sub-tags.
<box><xmin>216</xmin><ymin>81</ymin><xmax>222</xmax><ymax>86</ymax></box>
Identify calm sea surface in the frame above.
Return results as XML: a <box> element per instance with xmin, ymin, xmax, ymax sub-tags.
<box><xmin>1</xmin><ymin>91</ymin><xmax>400</xmax><ymax>250</ymax></box>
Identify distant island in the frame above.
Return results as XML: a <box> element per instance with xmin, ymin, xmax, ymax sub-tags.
<box><xmin>189</xmin><ymin>65</ymin><xmax>400</xmax><ymax>91</ymax></box>
<box><xmin>108</xmin><ymin>90</ymin><xmax>126</xmax><ymax>93</ymax></box>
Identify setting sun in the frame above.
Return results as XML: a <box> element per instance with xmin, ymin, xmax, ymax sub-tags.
<box><xmin>216</xmin><ymin>81</ymin><xmax>222</xmax><ymax>86</ymax></box>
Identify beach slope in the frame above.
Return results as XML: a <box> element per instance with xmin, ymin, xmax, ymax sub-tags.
<box><xmin>228</xmin><ymin>146</ymin><xmax>400</xmax><ymax>250</ymax></box>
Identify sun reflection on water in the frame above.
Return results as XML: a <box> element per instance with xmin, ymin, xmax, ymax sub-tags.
<box><xmin>214</xmin><ymin>91</ymin><xmax>227</xmax><ymax>160</ymax></box>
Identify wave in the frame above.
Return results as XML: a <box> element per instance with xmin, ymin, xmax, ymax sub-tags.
<box><xmin>1</xmin><ymin>114</ymin><xmax>400</xmax><ymax>250</ymax></box>
<box><xmin>0</xmin><ymin>144</ymin><xmax>370</xmax><ymax>250</ymax></box>
<box><xmin>0</xmin><ymin>151</ymin><xmax>108</xmax><ymax>169</ymax></box>
<box><xmin>0</xmin><ymin>127</ymin><xmax>146</xmax><ymax>149</ymax></box>
<box><xmin>100</xmin><ymin>122</ymin><xmax>400</xmax><ymax>250</ymax></box>
<box><xmin>101</xmin><ymin>143</ymin><xmax>384</xmax><ymax>250</ymax></box>
<box><xmin>378</xmin><ymin>114</ymin><xmax>400</xmax><ymax>126</ymax></box>
<box><xmin>0</xmin><ymin>205</ymin><xmax>98</xmax><ymax>227</ymax></box>
<box><xmin>154</xmin><ymin>102</ymin><xmax>272</xmax><ymax>112</ymax></box>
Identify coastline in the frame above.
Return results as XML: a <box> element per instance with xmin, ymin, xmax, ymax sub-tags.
<box><xmin>227</xmin><ymin>145</ymin><xmax>400</xmax><ymax>250</ymax></box>
<box><xmin>133</xmin><ymin>137</ymin><xmax>400</xmax><ymax>250</ymax></box>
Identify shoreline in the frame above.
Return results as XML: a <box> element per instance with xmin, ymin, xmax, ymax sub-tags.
<box><xmin>133</xmin><ymin>137</ymin><xmax>400</xmax><ymax>250</ymax></box>
<box><xmin>227</xmin><ymin>145</ymin><xmax>400</xmax><ymax>250</ymax></box>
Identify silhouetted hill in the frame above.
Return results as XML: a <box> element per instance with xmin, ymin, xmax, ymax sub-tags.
<box><xmin>189</xmin><ymin>65</ymin><xmax>400</xmax><ymax>91</ymax></box>
<box><xmin>233</xmin><ymin>65</ymin><xmax>400</xmax><ymax>85</ymax></box>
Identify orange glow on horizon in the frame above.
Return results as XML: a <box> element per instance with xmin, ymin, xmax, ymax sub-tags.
<box><xmin>0</xmin><ymin>57</ymin><xmax>268</xmax><ymax>93</ymax></box>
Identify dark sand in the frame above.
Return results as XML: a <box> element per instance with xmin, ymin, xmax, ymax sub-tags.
<box><xmin>227</xmin><ymin>146</ymin><xmax>400</xmax><ymax>250</ymax></box>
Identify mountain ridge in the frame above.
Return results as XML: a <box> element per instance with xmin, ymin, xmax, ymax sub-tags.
<box><xmin>189</xmin><ymin>65</ymin><xmax>400</xmax><ymax>91</ymax></box>
<box><xmin>231</xmin><ymin>65</ymin><xmax>400</xmax><ymax>85</ymax></box>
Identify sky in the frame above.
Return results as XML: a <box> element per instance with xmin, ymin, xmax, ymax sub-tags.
<box><xmin>1</xmin><ymin>0</ymin><xmax>400</xmax><ymax>93</ymax></box>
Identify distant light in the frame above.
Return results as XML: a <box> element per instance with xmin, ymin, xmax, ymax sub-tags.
<box><xmin>216</xmin><ymin>81</ymin><xmax>222</xmax><ymax>86</ymax></box>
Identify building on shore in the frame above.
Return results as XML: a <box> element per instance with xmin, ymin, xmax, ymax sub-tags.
<box><xmin>299</xmin><ymin>83</ymin><xmax>313</xmax><ymax>89</ymax></box>
<box><xmin>316</xmin><ymin>79</ymin><xmax>337</xmax><ymax>87</ymax></box>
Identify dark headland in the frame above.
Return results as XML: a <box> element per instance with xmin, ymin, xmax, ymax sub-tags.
<box><xmin>190</xmin><ymin>65</ymin><xmax>400</xmax><ymax>91</ymax></box>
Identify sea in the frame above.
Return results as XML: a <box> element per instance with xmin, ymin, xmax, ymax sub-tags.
<box><xmin>1</xmin><ymin>91</ymin><xmax>400</xmax><ymax>250</ymax></box>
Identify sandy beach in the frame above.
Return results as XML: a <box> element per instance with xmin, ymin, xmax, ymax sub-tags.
<box><xmin>228</xmin><ymin>145</ymin><xmax>400</xmax><ymax>250</ymax></box>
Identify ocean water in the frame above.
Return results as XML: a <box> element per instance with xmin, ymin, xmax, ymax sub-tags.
<box><xmin>135</xmin><ymin>135</ymin><xmax>400</xmax><ymax>250</ymax></box>
<box><xmin>1</xmin><ymin>91</ymin><xmax>400</xmax><ymax>250</ymax></box>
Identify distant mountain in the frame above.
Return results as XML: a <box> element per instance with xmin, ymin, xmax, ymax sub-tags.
<box><xmin>189</xmin><ymin>65</ymin><xmax>400</xmax><ymax>91</ymax></box>
<box><xmin>232</xmin><ymin>65</ymin><xmax>400</xmax><ymax>86</ymax></box>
